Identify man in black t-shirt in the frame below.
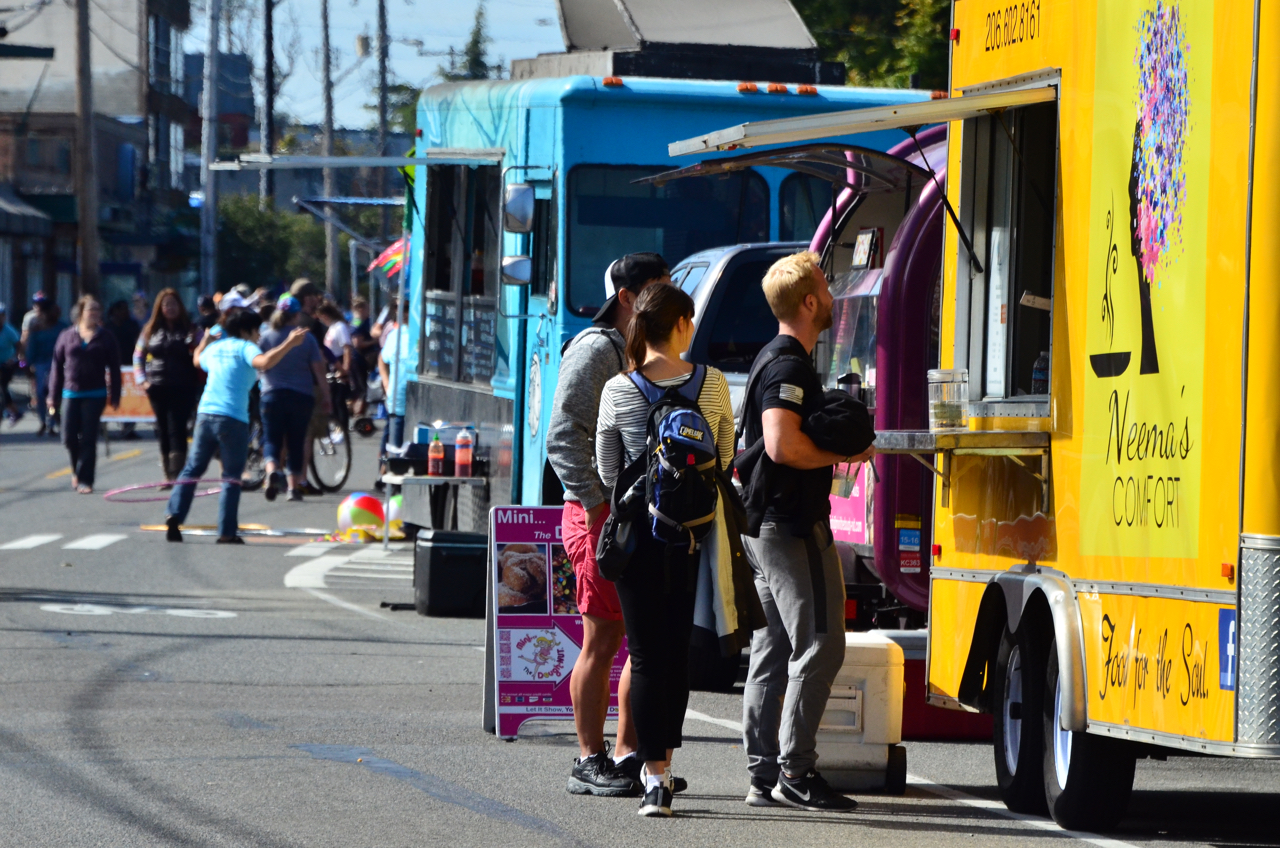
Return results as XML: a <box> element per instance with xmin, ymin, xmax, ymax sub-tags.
<box><xmin>740</xmin><ymin>251</ymin><xmax>874</xmax><ymax>814</ymax></box>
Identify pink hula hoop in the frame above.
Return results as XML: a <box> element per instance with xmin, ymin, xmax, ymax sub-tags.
<box><xmin>102</xmin><ymin>478</ymin><xmax>243</xmax><ymax>504</ymax></box>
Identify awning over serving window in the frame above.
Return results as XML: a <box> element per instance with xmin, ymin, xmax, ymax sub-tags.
<box><xmin>635</xmin><ymin>144</ymin><xmax>931</xmax><ymax>194</ymax></box>
<box><xmin>669</xmin><ymin>85</ymin><xmax>1058</xmax><ymax>156</ymax></box>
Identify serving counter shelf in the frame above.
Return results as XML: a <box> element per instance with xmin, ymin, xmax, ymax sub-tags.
<box><xmin>873</xmin><ymin>429</ymin><xmax>1050</xmax><ymax>507</ymax></box>
<box><xmin>381</xmin><ymin>474</ymin><xmax>490</xmax><ymax>532</ymax></box>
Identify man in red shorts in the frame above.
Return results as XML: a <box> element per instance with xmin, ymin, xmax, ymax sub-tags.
<box><xmin>548</xmin><ymin>254</ymin><xmax>669</xmax><ymax>796</ymax></box>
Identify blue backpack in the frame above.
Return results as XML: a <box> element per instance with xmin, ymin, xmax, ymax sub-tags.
<box><xmin>628</xmin><ymin>365</ymin><xmax>719</xmax><ymax>552</ymax></box>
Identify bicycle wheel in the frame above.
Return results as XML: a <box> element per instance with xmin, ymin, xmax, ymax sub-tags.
<box><xmin>241</xmin><ymin>421</ymin><xmax>266</xmax><ymax>491</ymax></box>
<box><xmin>309</xmin><ymin>420</ymin><xmax>352</xmax><ymax>492</ymax></box>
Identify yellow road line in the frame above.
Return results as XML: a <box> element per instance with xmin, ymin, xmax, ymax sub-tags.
<box><xmin>109</xmin><ymin>449</ymin><xmax>143</xmax><ymax>462</ymax></box>
<box><xmin>46</xmin><ymin>468</ymin><xmax>73</xmax><ymax>479</ymax></box>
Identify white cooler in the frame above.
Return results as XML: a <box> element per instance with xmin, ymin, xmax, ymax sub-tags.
<box><xmin>815</xmin><ymin>630</ymin><xmax>907</xmax><ymax>793</ymax></box>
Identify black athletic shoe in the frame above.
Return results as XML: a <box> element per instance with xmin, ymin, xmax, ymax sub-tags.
<box><xmin>567</xmin><ymin>751</ymin><xmax>641</xmax><ymax>797</ymax></box>
<box><xmin>264</xmin><ymin>471</ymin><xmax>285</xmax><ymax>501</ymax></box>
<box><xmin>771</xmin><ymin>770</ymin><xmax>858</xmax><ymax>812</ymax></box>
<box><xmin>216</xmin><ymin>535</ymin><xmax>245</xmax><ymax>544</ymax></box>
<box><xmin>745</xmin><ymin>778</ymin><xmax>782</xmax><ymax>807</ymax></box>
<box><xmin>287</xmin><ymin>489</ymin><xmax>304</xmax><ymax>502</ymax></box>
<box><xmin>165</xmin><ymin>515</ymin><xmax>182</xmax><ymax>543</ymax></box>
<box><xmin>638</xmin><ymin>781</ymin><xmax>673</xmax><ymax>817</ymax></box>
<box><xmin>616</xmin><ymin>756</ymin><xmax>687</xmax><ymax>794</ymax></box>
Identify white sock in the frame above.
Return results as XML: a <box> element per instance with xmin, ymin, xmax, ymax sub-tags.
<box><xmin>614</xmin><ymin>752</ymin><xmax>636</xmax><ymax>766</ymax></box>
<box><xmin>642</xmin><ymin>767</ymin><xmax>664</xmax><ymax>790</ymax></box>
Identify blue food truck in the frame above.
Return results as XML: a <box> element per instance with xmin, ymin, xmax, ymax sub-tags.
<box><xmin>394</xmin><ymin>74</ymin><xmax>934</xmax><ymax>535</ymax></box>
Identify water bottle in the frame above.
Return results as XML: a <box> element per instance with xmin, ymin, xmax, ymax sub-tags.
<box><xmin>455</xmin><ymin>428</ymin><xmax>474</xmax><ymax>478</ymax></box>
<box><xmin>427</xmin><ymin>433</ymin><xmax>445</xmax><ymax>476</ymax></box>
<box><xmin>1032</xmin><ymin>351</ymin><xmax>1050</xmax><ymax>395</ymax></box>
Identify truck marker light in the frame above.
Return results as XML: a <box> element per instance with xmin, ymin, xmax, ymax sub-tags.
<box><xmin>1221</xmin><ymin>562</ymin><xmax>1234</xmax><ymax>581</ymax></box>
<box><xmin>767</xmin><ymin>83</ymin><xmax>789</xmax><ymax>94</ymax></box>
<box><xmin>797</xmin><ymin>85</ymin><xmax>818</xmax><ymax>95</ymax></box>
<box><xmin>949</xmin><ymin>28</ymin><xmax>960</xmax><ymax>41</ymax></box>
<box><xmin>737</xmin><ymin>82</ymin><xmax>759</xmax><ymax>93</ymax></box>
<box><xmin>603</xmin><ymin>76</ymin><xmax>623</xmax><ymax>87</ymax></box>
<box><xmin>931</xmin><ymin>544</ymin><xmax>942</xmax><ymax>557</ymax></box>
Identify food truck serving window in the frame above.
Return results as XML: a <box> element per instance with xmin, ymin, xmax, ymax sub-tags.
<box><xmin>566</xmin><ymin>165</ymin><xmax>769</xmax><ymax>317</ymax></box>
<box><xmin>422</xmin><ymin>163</ymin><xmax>501</xmax><ymax>385</ymax></box>
<box><xmin>959</xmin><ymin>100</ymin><xmax>1058</xmax><ymax>403</ymax></box>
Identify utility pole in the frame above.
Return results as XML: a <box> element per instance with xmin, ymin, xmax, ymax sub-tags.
<box><xmin>377</xmin><ymin>0</ymin><xmax>389</xmax><ymax>242</ymax></box>
<box><xmin>322</xmin><ymin>0</ymin><xmax>338</xmax><ymax>298</ymax></box>
<box><xmin>74</xmin><ymin>0</ymin><xmax>99</xmax><ymax>296</ymax></box>
<box><xmin>200</xmin><ymin>0</ymin><xmax>222</xmax><ymax>295</ymax></box>
<box><xmin>259</xmin><ymin>0</ymin><xmax>275</xmax><ymax>208</ymax></box>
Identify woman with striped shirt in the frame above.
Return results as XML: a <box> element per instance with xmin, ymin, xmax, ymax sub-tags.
<box><xmin>595</xmin><ymin>284</ymin><xmax>734</xmax><ymax>817</ymax></box>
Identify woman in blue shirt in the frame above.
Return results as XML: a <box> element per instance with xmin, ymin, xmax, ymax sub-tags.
<box><xmin>164</xmin><ymin>310</ymin><xmax>307</xmax><ymax>544</ymax></box>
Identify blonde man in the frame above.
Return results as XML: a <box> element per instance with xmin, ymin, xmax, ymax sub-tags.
<box><xmin>739</xmin><ymin>251</ymin><xmax>872</xmax><ymax>812</ymax></box>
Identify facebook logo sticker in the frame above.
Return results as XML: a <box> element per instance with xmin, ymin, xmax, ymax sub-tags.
<box><xmin>1219</xmin><ymin>609</ymin><xmax>1237</xmax><ymax>691</ymax></box>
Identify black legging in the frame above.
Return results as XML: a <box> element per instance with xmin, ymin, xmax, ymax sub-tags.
<box><xmin>147</xmin><ymin>384</ymin><xmax>196</xmax><ymax>477</ymax></box>
<box><xmin>61</xmin><ymin>396</ymin><xmax>106</xmax><ymax>486</ymax></box>
<box><xmin>613</xmin><ymin>529</ymin><xmax>699</xmax><ymax>764</ymax></box>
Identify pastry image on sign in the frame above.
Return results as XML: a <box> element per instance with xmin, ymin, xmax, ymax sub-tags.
<box><xmin>496</xmin><ymin>543</ymin><xmax>548</xmax><ymax>614</ymax></box>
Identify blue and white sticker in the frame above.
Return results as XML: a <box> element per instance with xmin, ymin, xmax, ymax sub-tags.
<box><xmin>898</xmin><ymin>528</ymin><xmax>920</xmax><ymax>552</ymax></box>
<box><xmin>1219</xmin><ymin>608</ymin><xmax>1237</xmax><ymax>691</ymax></box>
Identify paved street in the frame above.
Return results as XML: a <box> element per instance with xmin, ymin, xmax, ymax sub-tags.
<box><xmin>1</xmin><ymin>411</ymin><xmax>1278</xmax><ymax>847</ymax></box>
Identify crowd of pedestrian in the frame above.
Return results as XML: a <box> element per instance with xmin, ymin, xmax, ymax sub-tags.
<box><xmin>5</xmin><ymin>279</ymin><xmax>398</xmax><ymax>524</ymax></box>
<box><xmin>548</xmin><ymin>250</ymin><xmax>875</xmax><ymax>818</ymax></box>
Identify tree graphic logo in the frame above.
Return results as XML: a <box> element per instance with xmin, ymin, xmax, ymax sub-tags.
<box><xmin>1092</xmin><ymin>0</ymin><xmax>1189</xmax><ymax>378</ymax></box>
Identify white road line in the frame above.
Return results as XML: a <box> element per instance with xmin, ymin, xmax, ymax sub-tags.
<box><xmin>905</xmin><ymin>776</ymin><xmax>1140</xmax><ymax>848</ymax></box>
<box><xmin>302</xmin><ymin>587</ymin><xmax>390</xmax><ymax>622</ymax></box>
<box><xmin>325</xmin><ymin>562</ymin><xmax>412</xmax><ymax>572</ymax></box>
<box><xmin>1</xmin><ymin>534</ymin><xmax>64</xmax><ymax>550</ymax></box>
<box><xmin>62</xmin><ymin>534</ymin><xmax>128</xmax><ymax>550</ymax></box>
<box><xmin>678</xmin><ymin>710</ymin><xmax>1137</xmax><ymax>847</ymax></box>
<box><xmin>326</xmin><ymin>570</ymin><xmax>412</xmax><ymax>580</ymax></box>
<box><xmin>285</xmin><ymin>542</ymin><xmax>342</xmax><ymax>557</ymax></box>
<box><xmin>283</xmin><ymin>554</ymin><xmax>351</xmax><ymax>589</ymax></box>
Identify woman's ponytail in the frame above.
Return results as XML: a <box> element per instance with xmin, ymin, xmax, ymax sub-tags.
<box><xmin>623</xmin><ymin>284</ymin><xmax>694</xmax><ymax>371</ymax></box>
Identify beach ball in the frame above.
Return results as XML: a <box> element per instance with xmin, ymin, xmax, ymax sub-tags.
<box><xmin>337</xmin><ymin>492</ymin><xmax>385</xmax><ymax>532</ymax></box>
<box><xmin>386</xmin><ymin>494</ymin><xmax>403</xmax><ymax>535</ymax></box>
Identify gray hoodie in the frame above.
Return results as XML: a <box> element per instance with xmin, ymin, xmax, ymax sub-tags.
<box><xmin>546</xmin><ymin>325</ymin><xmax>626</xmax><ymax>510</ymax></box>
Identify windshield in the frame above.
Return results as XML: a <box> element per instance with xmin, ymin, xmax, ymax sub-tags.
<box><xmin>698</xmin><ymin>257</ymin><xmax>780</xmax><ymax>373</ymax></box>
<box><xmin>567</xmin><ymin>165</ymin><xmax>768</xmax><ymax>317</ymax></box>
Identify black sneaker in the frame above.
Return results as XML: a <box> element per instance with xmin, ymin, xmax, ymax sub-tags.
<box><xmin>771</xmin><ymin>770</ymin><xmax>858</xmax><ymax>812</ymax></box>
<box><xmin>264</xmin><ymin>471</ymin><xmax>285</xmax><ymax>501</ymax></box>
<box><xmin>616</xmin><ymin>756</ymin><xmax>687</xmax><ymax>794</ymax></box>
<box><xmin>567</xmin><ymin>751</ymin><xmax>641</xmax><ymax>797</ymax></box>
<box><xmin>638</xmin><ymin>781</ymin><xmax>673</xmax><ymax>817</ymax></box>
<box><xmin>287</xmin><ymin>489</ymin><xmax>304</xmax><ymax>502</ymax></box>
<box><xmin>745</xmin><ymin>777</ymin><xmax>782</xmax><ymax>807</ymax></box>
<box><xmin>216</xmin><ymin>535</ymin><xmax>245</xmax><ymax>544</ymax></box>
<box><xmin>165</xmin><ymin>515</ymin><xmax>182</xmax><ymax>543</ymax></box>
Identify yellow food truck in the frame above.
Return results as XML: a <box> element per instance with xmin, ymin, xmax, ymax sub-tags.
<box><xmin>667</xmin><ymin>0</ymin><xmax>1280</xmax><ymax>831</ymax></box>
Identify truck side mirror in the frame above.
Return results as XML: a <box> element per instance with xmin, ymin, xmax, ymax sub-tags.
<box><xmin>502</xmin><ymin>255</ymin><xmax>532</xmax><ymax>286</ymax></box>
<box><xmin>503</xmin><ymin>184</ymin><xmax>535</xmax><ymax>233</ymax></box>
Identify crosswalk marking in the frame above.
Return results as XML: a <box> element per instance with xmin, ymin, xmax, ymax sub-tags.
<box><xmin>1</xmin><ymin>534</ymin><xmax>64</xmax><ymax>550</ymax></box>
<box><xmin>62</xmin><ymin>534</ymin><xmax>128</xmax><ymax>550</ymax></box>
<box><xmin>285</xmin><ymin>542</ymin><xmax>342</xmax><ymax>558</ymax></box>
<box><xmin>327</xmin><ymin>570</ymin><xmax>413</xmax><ymax>580</ymax></box>
<box><xmin>283</xmin><ymin>554</ymin><xmax>352</xmax><ymax>589</ymax></box>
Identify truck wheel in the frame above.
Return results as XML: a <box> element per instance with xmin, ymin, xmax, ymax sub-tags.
<box><xmin>1042</xmin><ymin>645</ymin><xmax>1135</xmax><ymax>831</ymax></box>
<box><xmin>992</xmin><ymin>625</ymin><xmax>1048</xmax><ymax>814</ymax></box>
<box><xmin>885</xmin><ymin>744</ymin><xmax>907</xmax><ymax>795</ymax></box>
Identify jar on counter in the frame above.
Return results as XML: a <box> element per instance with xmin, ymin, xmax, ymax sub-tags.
<box><xmin>927</xmin><ymin>369</ymin><xmax>969</xmax><ymax>430</ymax></box>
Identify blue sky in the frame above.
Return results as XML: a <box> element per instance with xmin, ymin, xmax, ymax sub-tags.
<box><xmin>188</xmin><ymin>0</ymin><xmax>565</xmax><ymax>129</ymax></box>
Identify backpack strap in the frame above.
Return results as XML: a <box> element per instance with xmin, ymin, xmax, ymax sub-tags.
<box><xmin>737</xmin><ymin>348</ymin><xmax>808</xmax><ymax>445</ymax></box>
<box><xmin>562</xmin><ymin>326</ymin><xmax>625</xmax><ymax>372</ymax></box>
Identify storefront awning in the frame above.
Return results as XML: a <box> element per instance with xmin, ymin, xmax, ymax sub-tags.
<box><xmin>0</xmin><ymin>185</ymin><xmax>52</xmax><ymax>237</ymax></box>
<box><xmin>635</xmin><ymin>143</ymin><xmax>931</xmax><ymax>194</ymax></box>
<box><xmin>669</xmin><ymin>85</ymin><xmax>1058</xmax><ymax>156</ymax></box>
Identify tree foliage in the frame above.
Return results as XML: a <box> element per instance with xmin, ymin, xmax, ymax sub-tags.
<box><xmin>793</xmin><ymin>0</ymin><xmax>951</xmax><ymax>90</ymax></box>
<box><xmin>217</xmin><ymin>194</ymin><xmax>326</xmax><ymax>291</ymax></box>
<box><xmin>439</xmin><ymin>3</ymin><xmax>504</xmax><ymax>82</ymax></box>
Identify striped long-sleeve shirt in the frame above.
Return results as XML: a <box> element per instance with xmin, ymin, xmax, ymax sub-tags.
<box><xmin>595</xmin><ymin>365</ymin><xmax>735</xmax><ymax>490</ymax></box>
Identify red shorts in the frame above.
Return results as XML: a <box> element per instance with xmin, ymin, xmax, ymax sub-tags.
<box><xmin>562</xmin><ymin>500</ymin><xmax>622</xmax><ymax>621</ymax></box>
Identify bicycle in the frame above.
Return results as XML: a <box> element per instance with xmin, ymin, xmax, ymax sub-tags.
<box><xmin>309</xmin><ymin>373</ymin><xmax>352</xmax><ymax>492</ymax></box>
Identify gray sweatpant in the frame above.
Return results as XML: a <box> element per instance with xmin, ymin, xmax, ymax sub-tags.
<box><xmin>742</xmin><ymin>520</ymin><xmax>847</xmax><ymax>782</ymax></box>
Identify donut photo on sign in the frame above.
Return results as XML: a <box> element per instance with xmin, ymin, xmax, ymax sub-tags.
<box><xmin>496</xmin><ymin>543</ymin><xmax>548</xmax><ymax>614</ymax></box>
